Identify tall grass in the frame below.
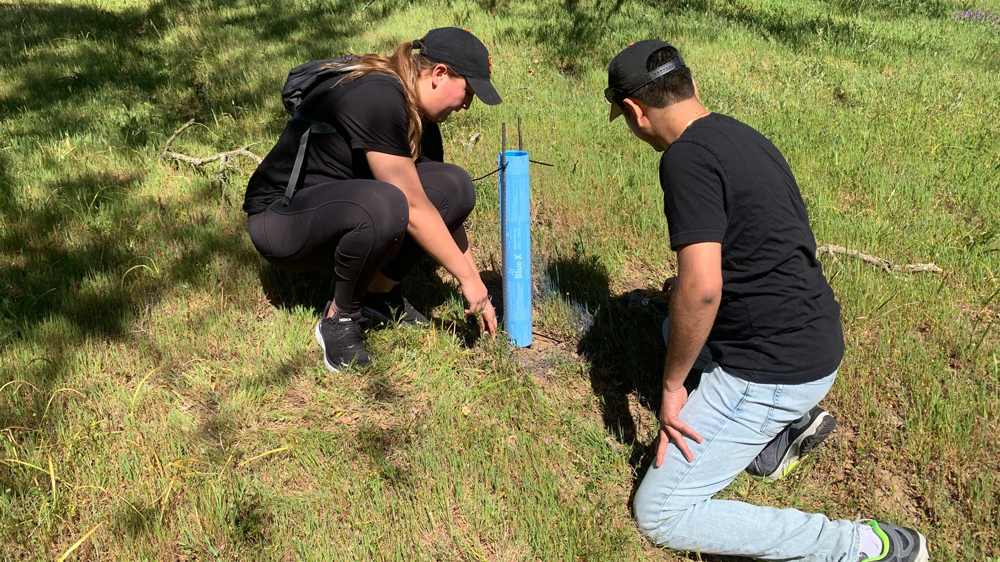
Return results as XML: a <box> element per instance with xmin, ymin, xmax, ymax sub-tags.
<box><xmin>2</xmin><ymin>0</ymin><xmax>998</xmax><ymax>559</ymax></box>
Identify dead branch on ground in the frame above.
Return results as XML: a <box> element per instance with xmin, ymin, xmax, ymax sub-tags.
<box><xmin>160</xmin><ymin>119</ymin><xmax>263</xmax><ymax>167</ymax></box>
<box><xmin>817</xmin><ymin>244</ymin><xmax>943</xmax><ymax>274</ymax></box>
<box><xmin>159</xmin><ymin>119</ymin><xmax>263</xmax><ymax>194</ymax></box>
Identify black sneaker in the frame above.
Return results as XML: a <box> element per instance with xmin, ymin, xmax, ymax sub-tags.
<box><xmin>361</xmin><ymin>286</ymin><xmax>428</xmax><ymax>326</ymax></box>
<box><xmin>859</xmin><ymin>521</ymin><xmax>929</xmax><ymax>562</ymax></box>
<box><xmin>746</xmin><ymin>406</ymin><xmax>837</xmax><ymax>481</ymax></box>
<box><xmin>314</xmin><ymin>301</ymin><xmax>371</xmax><ymax>371</ymax></box>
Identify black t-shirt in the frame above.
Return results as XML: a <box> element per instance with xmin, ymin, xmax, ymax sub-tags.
<box><xmin>660</xmin><ymin>112</ymin><xmax>843</xmax><ymax>384</ymax></box>
<box><xmin>243</xmin><ymin>72</ymin><xmax>443</xmax><ymax>215</ymax></box>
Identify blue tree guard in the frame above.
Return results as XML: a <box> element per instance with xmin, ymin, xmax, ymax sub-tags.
<box><xmin>499</xmin><ymin>150</ymin><xmax>532</xmax><ymax>347</ymax></box>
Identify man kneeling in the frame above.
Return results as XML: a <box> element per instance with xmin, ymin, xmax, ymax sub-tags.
<box><xmin>605</xmin><ymin>40</ymin><xmax>929</xmax><ymax>562</ymax></box>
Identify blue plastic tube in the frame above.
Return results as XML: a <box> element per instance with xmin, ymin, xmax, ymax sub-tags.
<box><xmin>499</xmin><ymin>150</ymin><xmax>532</xmax><ymax>347</ymax></box>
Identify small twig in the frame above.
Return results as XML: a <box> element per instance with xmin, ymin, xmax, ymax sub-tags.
<box><xmin>531</xmin><ymin>330</ymin><xmax>566</xmax><ymax>344</ymax></box>
<box><xmin>160</xmin><ymin>119</ymin><xmax>196</xmax><ymax>159</ymax></box>
<box><xmin>162</xmin><ymin>148</ymin><xmax>262</xmax><ymax>166</ymax></box>
<box><xmin>160</xmin><ymin>120</ymin><xmax>263</xmax><ymax>168</ymax></box>
<box><xmin>135</xmin><ymin>303</ymin><xmax>152</xmax><ymax>334</ymax></box>
<box><xmin>194</xmin><ymin>82</ymin><xmax>212</xmax><ymax>110</ymax></box>
<box><xmin>817</xmin><ymin>244</ymin><xmax>943</xmax><ymax>274</ymax></box>
<box><xmin>360</xmin><ymin>0</ymin><xmax>376</xmax><ymax>11</ymax></box>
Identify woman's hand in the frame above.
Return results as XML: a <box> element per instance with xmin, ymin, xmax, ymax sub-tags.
<box><xmin>366</xmin><ymin>151</ymin><xmax>497</xmax><ymax>335</ymax></box>
<box><xmin>460</xmin><ymin>277</ymin><xmax>497</xmax><ymax>335</ymax></box>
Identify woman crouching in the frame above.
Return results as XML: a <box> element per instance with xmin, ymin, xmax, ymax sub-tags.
<box><xmin>243</xmin><ymin>27</ymin><xmax>501</xmax><ymax>371</ymax></box>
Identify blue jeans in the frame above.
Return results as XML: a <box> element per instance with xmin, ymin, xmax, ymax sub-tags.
<box><xmin>634</xmin><ymin>320</ymin><xmax>862</xmax><ymax>561</ymax></box>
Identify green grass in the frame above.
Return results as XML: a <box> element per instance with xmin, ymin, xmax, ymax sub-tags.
<box><xmin>2</xmin><ymin>0</ymin><xmax>999</xmax><ymax>559</ymax></box>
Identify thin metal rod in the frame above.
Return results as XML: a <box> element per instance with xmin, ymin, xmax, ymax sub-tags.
<box><xmin>501</xmin><ymin>122</ymin><xmax>507</xmax><ymax>170</ymax></box>
<box><xmin>517</xmin><ymin>116</ymin><xmax>523</xmax><ymax>151</ymax></box>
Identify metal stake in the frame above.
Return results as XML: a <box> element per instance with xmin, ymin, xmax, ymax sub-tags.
<box><xmin>501</xmin><ymin>122</ymin><xmax>507</xmax><ymax>170</ymax></box>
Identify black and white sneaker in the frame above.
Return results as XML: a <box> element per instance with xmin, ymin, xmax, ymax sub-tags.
<box><xmin>315</xmin><ymin>301</ymin><xmax>371</xmax><ymax>372</ymax></box>
<box><xmin>746</xmin><ymin>406</ymin><xmax>837</xmax><ymax>481</ymax></box>
<box><xmin>361</xmin><ymin>286</ymin><xmax>428</xmax><ymax>326</ymax></box>
<box><xmin>859</xmin><ymin>521</ymin><xmax>929</xmax><ymax>562</ymax></box>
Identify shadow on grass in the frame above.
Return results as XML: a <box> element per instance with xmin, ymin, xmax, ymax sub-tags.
<box><xmin>0</xmin><ymin>0</ymin><xmax>405</xmax><ymax>144</ymax></box>
<box><xmin>495</xmin><ymin>0</ymin><xmax>965</xmax><ymax>87</ymax></box>
<box><xmin>546</xmin><ymin>255</ymin><xmax>665</xmax><ymax>470</ymax></box>
<box><xmin>543</xmin><ymin>253</ymin><xmax>770</xmax><ymax>562</ymax></box>
<box><xmin>0</xmin><ymin>166</ymin><xmax>262</xmax><ymax>454</ymax></box>
<box><xmin>0</xmin><ymin>169</ymin><xmax>155</xmax><ymax>440</ymax></box>
<box><xmin>258</xmin><ymin>266</ymin><xmax>339</xmax><ymax>315</ymax></box>
<box><xmin>355</xmin><ymin>421</ymin><xmax>416</xmax><ymax>489</ymax></box>
<box><xmin>257</xmin><ymin>256</ymin><xmax>452</xmax><ymax>317</ymax></box>
<box><xmin>0</xmin><ymin>0</ymin><xmax>408</xmax><ymax>428</ymax></box>
<box><xmin>258</xmin><ymin>254</ymin><xmax>496</xmax><ymax>347</ymax></box>
<box><xmin>242</xmin><ymin>350</ymin><xmax>315</xmax><ymax>390</ymax></box>
<box><xmin>0</xmin><ymin>170</ymin><xmax>146</xmax><ymax>340</ymax></box>
<box><xmin>0</xmin><ymin>3</ymin><xmax>175</xmax><ymax>142</ymax></box>
<box><xmin>394</xmin><ymin>258</ymin><xmax>503</xmax><ymax>348</ymax></box>
<box><xmin>114</xmin><ymin>499</ymin><xmax>160</xmax><ymax>538</ymax></box>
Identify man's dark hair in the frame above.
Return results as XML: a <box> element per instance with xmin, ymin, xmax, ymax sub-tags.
<box><xmin>631</xmin><ymin>46</ymin><xmax>695</xmax><ymax>108</ymax></box>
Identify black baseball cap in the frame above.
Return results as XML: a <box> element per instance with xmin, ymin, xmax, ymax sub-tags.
<box><xmin>606</xmin><ymin>40</ymin><xmax>685</xmax><ymax>121</ymax></box>
<box><xmin>417</xmin><ymin>27</ymin><xmax>502</xmax><ymax>106</ymax></box>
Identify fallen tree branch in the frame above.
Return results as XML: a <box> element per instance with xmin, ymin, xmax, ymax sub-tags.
<box><xmin>817</xmin><ymin>244</ymin><xmax>943</xmax><ymax>274</ymax></box>
<box><xmin>160</xmin><ymin>119</ymin><xmax>196</xmax><ymax>158</ymax></box>
<box><xmin>162</xmin><ymin>148</ymin><xmax>262</xmax><ymax>166</ymax></box>
<box><xmin>159</xmin><ymin>119</ymin><xmax>263</xmax><ymax>166</ymax></box>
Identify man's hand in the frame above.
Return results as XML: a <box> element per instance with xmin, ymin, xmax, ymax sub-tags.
<box><xmin>661</xmin><ymin>275</ymin><xmax>677</xmax><ymax>311</ymax></box>
<box><xmin>662</xmin><ymin>275</ymin><xmax>677</xmax><ymax>297</ymax></box>
<box><xmin>656</xmin><ymin>243</ymin><xmax>719</xmax><ymax>466</ymax></box>
<box><xmin>655</xmin><ymin>386</ymin><xmax>703</xmax><ymax>467</ymax></box>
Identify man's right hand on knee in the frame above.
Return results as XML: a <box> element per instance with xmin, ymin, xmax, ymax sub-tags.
<box><xmin>657</xmin><ymin>386</ymin><xmax>703</xmax><ymax>466</ymax></box>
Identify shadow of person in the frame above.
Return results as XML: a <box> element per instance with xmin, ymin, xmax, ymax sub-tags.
<box><xmin>258</xmin><ymin>263</ymin><xmax>338</xmax><ymax>315</ymax></box>
<box><xmin>549</xmin><ymin>255</ymin><xmax>710</xmax><ymax>498</ymax></box>
<box><xmin>547</xmin><ymin>255</ymin><xmax>664</xmax><ymax>458</ymax></box>
<box><xmin>576</xmin><ymin>288</ymin><xmax>669</xmax><ymax>469</ymax></box>
<box><xmin>397</xmin><ymin>257</ymin><xmax>499</xmax><ymax>347</ymax></box>
<box><xmin>257</xmin><ymin>252</ymin><xmax>461</xmax><ymax>315</ymax></box>
<box><xmin>555</xmin><ymin>256</ymin><xmax>752</xmax><ymax>562</ymax></box>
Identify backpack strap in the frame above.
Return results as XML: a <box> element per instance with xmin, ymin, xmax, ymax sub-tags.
<box><xmin>283</xmin><ymin>115</ymin><xmax>336</xmax><ymax>206</ymax></box>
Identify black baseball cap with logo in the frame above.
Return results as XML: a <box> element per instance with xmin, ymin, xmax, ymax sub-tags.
<box><xmin>606</xmin><ymin>39</ymin><xmax>685</xmax><ymax>121</ymax></box>
<box><xmin>416</xmin><ymin>27</ymin><xmax>503</xmax><ymax>106</ymax></box>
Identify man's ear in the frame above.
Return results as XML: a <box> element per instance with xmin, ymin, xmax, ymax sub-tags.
<box><xmin>692</xmin><ymin>79</ymin><xmax>700</xmax><ymax>100</ymax></box>
<box><xmin>621</xmin><ymin>97</ymin><xmax>645</xmax><ymax>124</ymax></box>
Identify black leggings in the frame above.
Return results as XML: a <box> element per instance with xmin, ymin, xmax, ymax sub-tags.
<box><xmin>247</xmin><ymin>161</ymin><xmax>476</xmax><ymax>312</ymax></box>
